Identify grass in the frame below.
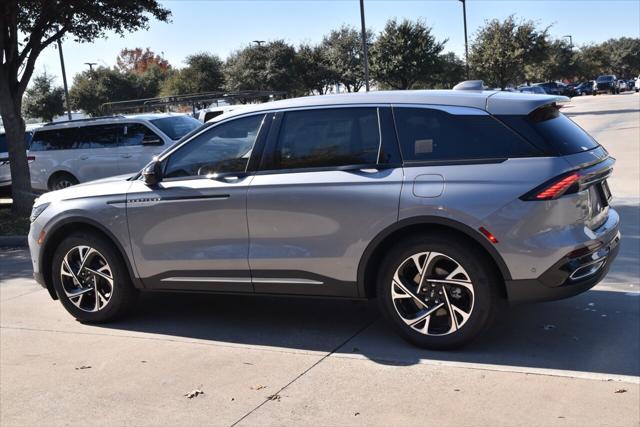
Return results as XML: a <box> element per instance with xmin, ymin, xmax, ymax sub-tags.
<box><xmin>0</xmin><ymin>206</ymin><xmax>30</xmax><ymax>236</ymax></box>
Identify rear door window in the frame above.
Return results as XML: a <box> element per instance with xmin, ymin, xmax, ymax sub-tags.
<box><xmin>393</xmin><ymin>107</ymin><xmax>540</xmax><ymax>162</ymax></box>
<box><xmin>497</xmin><ymin>106</ymin><xmax>599</xmax><ymax>155</ymax></box>
<box><xmin>75</xmin><ymin>125</ymin><xmax>119</xmax><ymax>149</ymax></box>
<box><xmin>267</xmin><ymin>107</ymin><xmax>380</xmax><ymax>170</ymax></box>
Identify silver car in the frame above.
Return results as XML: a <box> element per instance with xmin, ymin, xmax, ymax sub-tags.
<box><xmin>28</xmin><ymin>87</ymin><xmax>620</xmax><ymax>349</ymax></box>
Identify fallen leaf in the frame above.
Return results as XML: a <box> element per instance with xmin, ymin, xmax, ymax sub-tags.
<box><xmin>141</xmin><ymin>360</ymin><xmax>147</xmax><ymax>363</ymax></box>
<box><xmin>185</xmin><ymin>389</ymin><xmax>205</xmax><ymax>399</ymax></box>
<box><xmin>454</xmin><ymin>389</ymin><xmax>461</xmax><ymax>392</ymax></box>
<box><xmin>75</xmin><ymin>365</ymin><xmax>91</xmax><ymax>370</ymax></box>
<box><xmin>243</xmin><ymin>362</ymin><xmax>254</xmax><ymax>366</ymax></box>
<box><xmin>267</xmin><ymin>394</ymin><xmax>281</xmax><ymax>401</ymax></box>
<box><xmin>251</xmin><ymin>385</ymin><xmax>267</xmax><ymax>390</ymax></box>
<box><xmin>354</xmin><ymin>412</ymin><xmax>360</xmax><ymax>416</ymax></box>
<box><xmin>615</xmin><ymin>389</ymin><xmax>627</xmax><ymax>394</ymax></box>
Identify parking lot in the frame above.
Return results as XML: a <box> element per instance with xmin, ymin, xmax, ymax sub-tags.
<box><xmin>1</xmin><ymin>92</ymin><xmax>639</xmax><ymax>426</ymax></box>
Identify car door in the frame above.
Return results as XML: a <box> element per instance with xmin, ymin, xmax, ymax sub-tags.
<box><xmin>67</xmin><ymin>124</ymin><xmax>123</xmax><ymax>182</ymax></box>
<box><xmin>247</xmin><ymin>106</ymin><xmax>403</xmax><ymax>298</ymax></box>
<box><xmin>116</xmin><ymin>122</ymin><xmax>166</xmax><ymax>174</ymax></box>
<box><xmin>127</xmin><ymin>113</ymin><xmax>269</xmax><ymax>292</ymax></box>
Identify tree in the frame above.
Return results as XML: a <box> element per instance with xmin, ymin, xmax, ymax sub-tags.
<box><xmin>321</xmin><ymin>26</ymin><xmax>373</xmax><ymax>92</ymax></box>
<box><xmin>70</xmin><ymin>67</ymin><xmax>140</xmax><ymax>116</ymax></box>
<box><xmin>23</xmin><ymin>72</ymin><xmax>65</xmax><ymax>122</ymax></box>
<box><xmin>469</xmin><ymin>16</ymin><xmax>550</xmax><ymax>89</ymax></box>
<box><xmin>527</xmin><ymin>40</ymin><xmax>578</xmax><ymax>82</ymax></box>
<box><xmin>370</xmin><ymin>19</ymin><xmax>445</xmax><ymax>90</ymax></box>
<box><xmin>225</xmin><ymin>41</ymin><xmax>298</xmax><ymax>93</ymax></box>
<box><xmin>295</xmin><ymin>44</ymin><xmax>335</xmax><ymax>95</ymax></box>
<box><xmin>161</xmin><ymin>53</ymin><xmax>225</xmax><ymax>95</ymax></box>
<box><xmin>0</xmin><ymin>0</ymin><xmax>170</xmax><ymax>215</ymax></box>
<box><xmin>116</xmin><ymin>47</ymin><xmax>170</xmax><ymax>74</ymax></box>
<box><xmin>431</xmin><ymin>52</ymin><xmax>466</xmax><ymax>88</ymax></box>
<box><xmin>602</xmin><ymin>37</ymin><xmax>640</xmax><ymax>78</ymax></box>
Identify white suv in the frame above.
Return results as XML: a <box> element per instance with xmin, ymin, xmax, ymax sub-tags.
<box><xmin>28</xmin><ymin>113</ymin><xmax>201</xmax><ymax>191</ymax></box>
<box><xmin>0</xmin><ymin>123</ymin><xmax>43</xmax><ymax>191</ymax></box>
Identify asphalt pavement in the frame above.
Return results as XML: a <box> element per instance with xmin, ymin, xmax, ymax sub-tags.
<box><xmin>1</xmin><ymin>92</ymin><xmax>639</xmax><ymax>426</ymax></box>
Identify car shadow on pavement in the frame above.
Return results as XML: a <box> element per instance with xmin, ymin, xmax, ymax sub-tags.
<box><xmin>95</xmin><ymin>286</ymin><xmax>639</xmax><ymax>378</ymax></box>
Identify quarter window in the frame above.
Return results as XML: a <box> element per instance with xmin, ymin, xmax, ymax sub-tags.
<box><xmin>393</xmin><ymin>107</ymin><xmax>540</xmax><ymax>162</ymax></box>
<box><xmin>163</xmin><ymin>114</ymin><xmax>264</xmax><ymax>178</ymax></box>
<box><xmin>269</xmin><ymin>108</ymin><xmax>380</xmax><ymax>170</ymax></box>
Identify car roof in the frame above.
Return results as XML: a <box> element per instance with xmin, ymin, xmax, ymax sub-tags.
<box><xmin>34</xmin><ymin>112</ymin><xmax>188</xmax><ymax>131</ymax></box>
<box><xmin>217</xmin><ymin>89</ymin><xmax>568</xmax><ymax>119</ymax></box>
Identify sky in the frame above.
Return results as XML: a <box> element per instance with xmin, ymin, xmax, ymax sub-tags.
<box><xmin>35</xmin><ymin>0</ymin><xmax>640</xmax><ymax>86</ymax></box>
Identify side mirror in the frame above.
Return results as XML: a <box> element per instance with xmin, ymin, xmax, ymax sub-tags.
<box><xmin>142</xmin><ymin>160</ymin><xmax>162</xmax><ymax>186</ymax></box>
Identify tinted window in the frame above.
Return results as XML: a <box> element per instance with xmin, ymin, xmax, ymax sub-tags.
<box><xmin>75</xmin><ymin>125</ymin><xmax>119</xmax><ymax>149</ymax></box>
<box><xmin>498</xmin><ymin>107</ymin><xmax>599</xmax><ymax>155</ymax></box>
<box><xmin>120</xmin><ymin>123</ymin><xmax>162</xmax><ymax>146</ymax></box>
<box><xmin>597</xmin><ymin>75</ymin><xmax>614</xmax><ymax>82</ymax></box>
<box><xmin>30</xmin><ymin>128</ymin><xmax>78</xmax><ymax>151</ymax></box>
<box><xmin>150</xmin><ymin>116</ymin><xmax>201</xmax><ymax>140</ymax></box>
<box><xmin>394</xmin><ymin>108</ymin><xmax>539</xmax><ymax>162</ymax></box>
<box><xmin>164</xmin><ymin>114</ymin><xmax>264</xmax><ymax>178</ymax></box>
<box><xmin>270</xmin><ymin>108</ymin><xmax>380</xmax><ymax>170</ymax></box>
<box><xmin>0</xmin><ymin>134</ymin><xmax>5</xmax><ymax>153</ymax></box>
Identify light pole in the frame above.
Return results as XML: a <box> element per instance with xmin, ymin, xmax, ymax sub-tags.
<box><xmin>84</xmin><ymin>62</ymin><xmax>97</xmax><ymax>72</ymax></box>
<box><xmin>359</xmin><ymin>0</ymin><xmax>370</xmax><ymax>92</ymax></box>
<box><xmin>563</xmin><ymin>35</ymin><xmax>573</xmax><ymax>49</ymax></box>
<box><xmin>458</xmin><ymin>0</ymin><xmax>469</xmax><ymax>80</ymax></box>
<box><xmin>56</xmin><ymin>35</ymin><xmax>72</xmax><ymax>120</ymax></box>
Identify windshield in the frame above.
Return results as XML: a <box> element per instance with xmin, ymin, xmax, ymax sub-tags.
<box><xmin>596</xmin><ymin>75</ymin><xmax>614</xmax><ymax>82</ymax></box>
<box><xmin>150</xmin><ymin>116</ymin><xmax>201</xmax><ymax>140</ymax></box>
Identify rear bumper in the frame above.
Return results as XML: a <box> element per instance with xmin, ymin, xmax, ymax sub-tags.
<box><xmin>505</xmin><ymin>229</ymin><xmax>620</xmax><ymax>303</ymax></box>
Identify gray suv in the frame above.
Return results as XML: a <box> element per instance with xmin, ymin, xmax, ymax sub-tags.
<box><xmin>28</xmin><ymin>88</ymin><xmax>620</xmax><ymax>349</ymax></box>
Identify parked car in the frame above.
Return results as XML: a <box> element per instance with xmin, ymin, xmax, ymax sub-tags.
<box><xmin>518</xmin><ymin>86</ymin><xmax>546</xmax><ymax>95</ymax></box>
<box><xmin>28</xmin><ymin>87</ymin><xmax>620</xmax><ymax>349</ymax></box>
<box><xmin>0</xmin><ymin>123</ymin><xmax>42</xmax><ymax>191</ymax></box>
<box><xmin>635</xmin><ymin>77</ymin><xmax>640</xmax><ymax>92</ymax></box>
<box><xmin>593</xmin><ymin>75</ymin><xmax>619</xmax><ymax>95</ymax></box>
<box><xmin>195</xmin><ymin>105</ymin><xmax>239</xmax><ymax>123</ymax></box>
<box><xmin>618</xmin><ymin>80</ymin><xmax>628</xmax><ymax>92</ymax></box>
<box><xmin>28</xmin><ymin>113</ymin><xmax>202</xmax><ymax>191</ymax></box>
<box><xmin>574</xmin><ymin>81</ymin><xmax>594</xmax><ymax>96</ymax></box>
<box><xmin>534</xmin><ymin>81</ymin><xmax>576</xmax><ymax>97</ymax></box>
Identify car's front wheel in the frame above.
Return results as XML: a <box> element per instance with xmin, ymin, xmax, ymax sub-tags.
<box><xmin>51</xmin><ymin>232</ymin><xmax>138</xmax><ymax>323</ymax></box>
<box><xmin>377</xmin><ymin>234</ymin><xmax>502</xmax><ymax>349</ymax></box>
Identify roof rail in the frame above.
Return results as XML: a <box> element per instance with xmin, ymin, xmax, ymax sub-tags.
<box><xmin>453</xmin><ymin>80</ymin><xmax>485</xmax><ymax>91</ymax></box>
<box><xmin>42</xmin><ymin>115</ymin><xmax>126</xmax><ymax>126</ymax></box>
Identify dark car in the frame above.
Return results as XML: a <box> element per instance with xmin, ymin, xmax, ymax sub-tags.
<box><xmin>535</xmin><ymin>82</ymin><xmax>576</xmax><ymax>97</ymax></box>
<box><xmin>593</xmin><ymin>75</ymin><xmax>619</xmax><ymax>95</ymax></box>
<box><xmin>575</xmin><ymin>81</ymin><xmax>594</xmax><ymax>96</ymax></box>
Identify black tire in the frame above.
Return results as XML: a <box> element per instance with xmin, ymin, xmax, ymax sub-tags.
<box><xmin>376</xmin><ymin>233</ymin><xmax>503</xmax><ymax>349</ymax></box>
<box><xmin>49</xmin><ymin>172</ymin><xmax>79</xmax><ymax>191</ymax></box>
<box><xmin>51</xmin><ymin>231</ymin><xmax>138</xmax><ymax>323</ymax></box>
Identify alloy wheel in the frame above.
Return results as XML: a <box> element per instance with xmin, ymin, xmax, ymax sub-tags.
<box><xmin>60</xmin><ymin>245</ymin><xmax>114</xmax><ymax>312</ymax></box>
<box><xmin>391</xmin><ymin>251</ymin><xmax>475</xmax><ymax>336</ymax></box>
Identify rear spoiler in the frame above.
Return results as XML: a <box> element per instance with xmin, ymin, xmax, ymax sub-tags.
<box><xmin>485</xmin><ymin>91</ymin><xmax>570</xmax><ymax>115</ymax></box>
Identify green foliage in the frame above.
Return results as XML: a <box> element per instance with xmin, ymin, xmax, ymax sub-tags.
<box><xmin>23</xmin><ymin>72</ymin><xmax>65</xmax><ymax>122</ymax></box>
<box><xmin>225</xmin><ymin>41</ymin><xmax>298</xmax><ymax>93</ymax></box>
<box><xmin>161</xmin><ymin>53</ymin><xmax>225</xmax><ymax>95</ymax></box>
<box><xmin>295</xmin><ymin>44</ymin><xmax>335</xmax><ymax>95</ymax></box>
<box><xmin>469</xmin><ymin>16</ymin><xmax>550</xmax><ymax>88</ymax></box>
<box><xmin>321</xmin><ymin>26</ymin><xmax>372</xmax><ymax>92</ymax></box>
<box><xmin>370</xmin><ymin>19</ymin><xmax>445</xmax><ymax>90</ymax></box>
<box><xmin>70</xmin><ymin>67</ymin><xmax>139</xmax><ymax>115</ymax></box>
<box><xmin>527</xmin><ymin>40</ymin><xmax>577</xmax><ymax>82</ymax></box>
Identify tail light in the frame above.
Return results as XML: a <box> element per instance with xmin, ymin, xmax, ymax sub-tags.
<box><xmin>521</xmin><ymin>171</ymin><xmax>581</xmax><ymax>201</ymax></box>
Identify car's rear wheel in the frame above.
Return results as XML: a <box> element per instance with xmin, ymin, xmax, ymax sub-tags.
<box><xmin>51</xmin><ymin>232</ymin><xmax>138</xmax><ymax>323</ymax></box>
<box><xmin>377</xmin><ymin>234</ymin><xmax>502</xmax><ymax>349</ymax></box>
<box><xmin>49</xmin><ymin>172</ymin><xmax>78</xmax><ymax>191</ymax></box>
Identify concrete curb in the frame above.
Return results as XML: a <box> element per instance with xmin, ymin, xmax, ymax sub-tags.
<box><xmin>0</xmin><ymin>235</ymin><xmax>28</xmax><ymax>247</ymax></box>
